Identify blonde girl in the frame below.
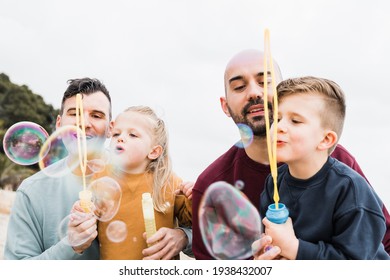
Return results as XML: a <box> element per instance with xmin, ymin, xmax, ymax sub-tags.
<box><xmin>89</xmin><ymin>106</ymin><xmax>192</xmax><ymax>259</ymax></box>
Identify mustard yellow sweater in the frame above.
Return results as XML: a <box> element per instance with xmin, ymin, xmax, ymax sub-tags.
<box><xmin>96</xmin><ymin>168</ymin><xmax>192</xmax><ymax>259</ymax></box>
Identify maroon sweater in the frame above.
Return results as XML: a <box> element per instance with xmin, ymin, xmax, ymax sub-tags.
<box><xmin>192</xmin><ymin>144</ymin><xmax>390</xmax><ymax>259</ymax></box>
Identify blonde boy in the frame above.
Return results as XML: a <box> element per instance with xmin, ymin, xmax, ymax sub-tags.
<box><xmin>260</xmin><ymin>76</ymin><xmax>389</xmax><ymax>260</ymax></box>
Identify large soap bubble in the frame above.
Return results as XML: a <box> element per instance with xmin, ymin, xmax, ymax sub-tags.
<box><xmin>38</xmin><ymin>125</ymin><xmax>79</xmax><ymax>177</ymax></box>
<box><xmin>88</xmin><ymin>176</ymin><xmax>122</xmax><ymax>222</ymax></box>
<box><xmin>3</xmin><ymin>121</ymin><xmax>49</xmax><ymax>165</ymax></box>
<box><xmin>198</xmin><ymin>181</ymin><xmax>262</xmax><ymax>259</ymax></box>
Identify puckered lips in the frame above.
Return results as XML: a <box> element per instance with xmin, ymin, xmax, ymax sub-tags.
<box><xmin>114</xmin><ymin>144</ymin><xmax>125</xmax><ymax>154</ymax></box>
<box><xmin>276</xmin><ymin>138</ymin><xmax>287</xmax><ymax>147</ymax></box>
<box><xmin>246</xmin><ymin>104</ymin><xmax>265</xmax><ymax>117</ymax></box>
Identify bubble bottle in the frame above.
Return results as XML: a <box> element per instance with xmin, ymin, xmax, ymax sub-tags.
<box><xmin>142</xmin><ymin>192</ymin><xmax>156</xmax><ymax>246</ymax></box>
<box><xmin>266</xmin><ymin>202</ymin><xmax>289</xmax><ymax>224</ymax></box>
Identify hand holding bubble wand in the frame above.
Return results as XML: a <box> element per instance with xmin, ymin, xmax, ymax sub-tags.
<box><xmin>263</xmin><ymin>29</ymin><xmax>289</xmax><ymax>224</ymax></box>
<box><xmin>75</xmin><ymin>94</ymin><xmax>93</xmax><ymax>213</ymax></box>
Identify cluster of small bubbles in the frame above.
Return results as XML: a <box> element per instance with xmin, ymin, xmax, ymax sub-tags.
<box><xmin>106</xmin><ymin>220</ymin><xmax>127</xmax><ymax>243</ymax></box>
<box><xmin>198</xmin><ymin>181</ymin><xmax>262</xmax><ymax>259</ymax></box>
<box><xmin>88</xmin><ymin>176</ymin><xmax>122</xmax><ymax>222</ymax></box>
<box><xmin>3</xmin><ymin>121</ymin><xmax>49</xmax><ymax>165</ymax></box>
<box><xmin>234</xmin><ymin>180</ymin><xmax>245</xmax><ymax>191</ymax></box>
<box><xmin>234</xmin><ymin>123</ymin><xmax>254</xmax><ymax>149</ymax></box>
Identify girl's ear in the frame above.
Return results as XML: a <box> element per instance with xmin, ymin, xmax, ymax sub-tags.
<box><xmin>148</xmin><ymin>145</ymin><xmax>163</xmax><ymax>160</ymax></box>
<box><xmin>318</xmin><ymin>130</ymin><xmax>338</xmax><ymax>151</ymax></box>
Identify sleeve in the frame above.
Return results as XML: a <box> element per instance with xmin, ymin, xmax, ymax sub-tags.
<box><xmin>175</xmin><ymin>226</ymin><xmax>194</xmax><ymax>257</ymax></box>
<box><xmin>297</xmin><ymin>176</ymin><xmax>389</xmax><ymax>260</ymax></box>
<box><xmin>192</xmin><ymin>177</ymin><xmax>213</xmax><ymax>259</ymax></box>
<box><xmin>173</xmin><ymin>185</ymin><xmax>192</xmax><ymax>228</ymax></box>
<box><xmin>331</xmin><ymin>144</ymin><xmax>390</xmax><ymax>254</ymax></box>
<box><xmin>297</xmin><ymin>208</ymin><xmax>388</xmax><ymax>259</ymax></box>
<box><xmin>170</xmin><ymin>175</ymin><xmax>193</xmax><ymax>257</ymax></box>
<box><xmin>4</xmin><ymin>188</ymin><xmax>82</xmax><ymax>260</ymax></box>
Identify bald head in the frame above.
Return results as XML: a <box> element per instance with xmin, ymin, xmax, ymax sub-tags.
<box><xmin>224</xmin><ymin>49</ymin><xmax>282</xmax><ymax>94</ymax></box>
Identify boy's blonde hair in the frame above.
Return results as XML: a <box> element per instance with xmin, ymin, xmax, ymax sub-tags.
<box><xmin>276</xmin><ymin>76</ymin><xmax>346</xmax><ymax>153</ymax></box>
<box><xmin>124</xmin><ymin>106</ymin><xmax>173</xmax><ymax>213</ymax></box>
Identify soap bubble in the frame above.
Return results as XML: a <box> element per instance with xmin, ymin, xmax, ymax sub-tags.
<box><xmin>88</xmin><ymin>176</ymin><xmax>122</xmax><ymax>222</ymax></box>
<box><xmin>38</xmin><ymin>125</ymin><xmax>79</xmax><ymax>177</ymax></box>
<box><xmin>38</xmin><ymin>125</ymin><xmax>109</xmax><ymax>177</ymax></box>
<box><xmin>235</xmin><ymin>123</ymin><xmax>254</xmax><ymax>149</ymax></box>
<box><xmin>86</xmin><ymin>149</ymin><xmax>110</xmax><ymax>173</ymax></box>
<box><xmin>3</xmin><ymin>121</ymin><xmax>49</xmax><ymax>165</ymax></box>
<box><xmin>198</xmin><ymin>181</ymin><xmax>262</xmax><ymax>259</ymax></box>
<box><xmin>234</xmin><ymin>180</ymin><xmax>245</xmax><ymax>191</ymax></box>
<box><xmin>106</xmin><ymin>220</ymin><xmax>127</xmax><ymax>243</ymax></box>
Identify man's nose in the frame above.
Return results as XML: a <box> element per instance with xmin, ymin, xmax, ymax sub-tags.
<box><xmin>247</xmin><ymin>81</ymin><xmax>264</xmax><ymax>100</ymax></box>
<box><xmin>81</xmin><ymin>113</ymin><xmax>92</xmax><ymax>128</ymax></box>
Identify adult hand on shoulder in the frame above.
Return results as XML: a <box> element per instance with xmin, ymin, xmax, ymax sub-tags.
<box><xmin>142</xmin><ymin>227</ymin><xmax>188</xmax><ymax>260</ymax></box>
<box><xmin>174</xmin><ymin>181</ymin><xmax>194</xmax><ymax>200</ymax></box>
<box><xmin>68</xmin><ymin>201</ymin><xmax>98</xmax><ymax>254</ymax></box>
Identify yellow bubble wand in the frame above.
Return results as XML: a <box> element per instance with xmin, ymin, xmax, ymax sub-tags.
<box><xmin>76</xmin><ymin>94</ymin><xmax>92</xmax><ymax>212</ymax></box>
<box><xmin>263</xmin><ymin>29</ymin><xmax>280</xmax><ymax>209</ymax></box>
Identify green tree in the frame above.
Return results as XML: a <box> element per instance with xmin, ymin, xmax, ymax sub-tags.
<box><xmin>0</xmin><ymin>73</ymin><xmax>58</xmax><ymax>135</ymax></box>
<box><xmin>0</xmin><ymin>73</ymin><xmax>60</xmax><ymax>189</ymax></box>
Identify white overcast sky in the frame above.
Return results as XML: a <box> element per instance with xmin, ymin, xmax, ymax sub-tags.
<box><xmin>1</xmin><ymin>0</ymin><xmax>389</xmax><ymax>207</ymax></box>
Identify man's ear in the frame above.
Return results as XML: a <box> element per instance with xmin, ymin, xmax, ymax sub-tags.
<box><xmin>107</xmin><ymin>121</ymin><xmax>114</xmax><ymax>138</ymax></box>
<box><xmin>318</xmin><ymin>130</ymin><xmax>338</xmax><ymax>151</ymax></box>
<box><xmin>55</xmin><ymin>115</ymin><xmax>61</xmax><ymax>129</ymax></box>
<box><xmin>148</xmin><ymin>145</ymin><xmax>163</xmax><ymax>160</ymax></box>
<box><xmin>220</xmin><ymin>96</ymin><xmax>231</xmax><ymax>117</ymax></box>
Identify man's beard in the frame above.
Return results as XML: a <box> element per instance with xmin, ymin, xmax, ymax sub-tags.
<box><xmin>227</xmin><ymin>99</ymin><xmax>273</xmax><ymax>137</ymax></box>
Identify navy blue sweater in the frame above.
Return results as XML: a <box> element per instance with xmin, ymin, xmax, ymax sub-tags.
<box><xmin>261</xmin><ymin>157</ymin><xmax>389</xmax><ymax>260</ymax></box>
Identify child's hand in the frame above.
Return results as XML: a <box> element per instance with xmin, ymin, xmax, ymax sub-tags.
<box><xmin>262</xmin><ymin>217</ymin><xmax>299</xmax><ymax>260</ymax></box>
<box><xmin>175</xmin><ymin>181</ymin><xmax>194</xmax><ymax>200</ymax></box>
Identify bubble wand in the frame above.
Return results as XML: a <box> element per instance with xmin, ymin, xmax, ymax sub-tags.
<box><xmin>263</xmin><ymin>29</ymin><xmax>280</xmax><ymax>209</ymax></box>
<box><xmin>262</xmin><ymin>30</ymin><xmax>289</xmax><ymax>227</ymax></box>
<box><xmin>76</xmin><ymin>94</ymin><xmax>92</xmax><ymax>212</ymax></box>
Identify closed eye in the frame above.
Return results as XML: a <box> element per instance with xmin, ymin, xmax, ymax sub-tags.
<box><xmin>234</xmin><ymin>85</ymin><xmax>246</xmax><ymax>91</ymax></box>
<box><xmin>291</xmin><ymin>119</ymin><xmax>302</xmax><ymax>124</ymax></box>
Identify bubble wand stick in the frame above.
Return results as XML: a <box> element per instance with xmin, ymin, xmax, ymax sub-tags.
<box><xmin>263</xmin><ymin>29</ymin><xmax>289</xmax><ymax>225</ymax></box>
<box><xmin>263</xmin><ymin>28</ymin><xmax>279</xmax><ymax>209</ymax></box>
<box><xmin>76</xmin><ymin>94</ymin><xmax>92</xmax><ymax>212</ymax></box>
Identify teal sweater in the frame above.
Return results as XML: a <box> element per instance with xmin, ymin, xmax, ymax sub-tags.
<box><xmin>4</xmin><ymin>159</ymin><xmax>99</xmax><ymax>259</ymax></box>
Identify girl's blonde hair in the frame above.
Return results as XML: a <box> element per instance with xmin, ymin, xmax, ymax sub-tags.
<box><xmin>124</xmin><ymin>106</ymin><xmax>173</xmax><ymax>213</ymax></box>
